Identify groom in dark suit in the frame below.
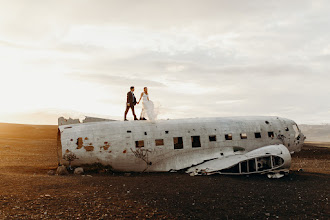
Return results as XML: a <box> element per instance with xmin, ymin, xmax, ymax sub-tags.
<box><xmin>124</xmin><ymin>86</ymin><xmax>138</xmax><ymax>121</ymax></box>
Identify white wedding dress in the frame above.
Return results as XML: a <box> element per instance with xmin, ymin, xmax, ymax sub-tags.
<box><xmin>140</xmin><ymin>92</ymin><xmax>157</xmax><ymax>121</ymax></box>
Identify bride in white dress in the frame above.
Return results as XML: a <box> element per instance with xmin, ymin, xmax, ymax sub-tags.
<box><xmin>137</xmin><ymin>87</ymin><xmax>156</xmax><ymax>121</ymax></box>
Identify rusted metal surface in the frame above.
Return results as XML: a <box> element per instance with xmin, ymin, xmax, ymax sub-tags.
<box><xmin>76</xmin><ymin>137</ymin><xmax>83</xmax><ymax>149</ymax></box>
<box><xmin>58</xmin><ymin>116</ymin><xmax>305</xmax><ymax>177</ymax></box>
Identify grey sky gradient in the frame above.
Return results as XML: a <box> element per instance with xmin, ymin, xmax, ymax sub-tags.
<box><xmin>0</xmin><ymin>0</ymin><xmax>329</xmax><ymax>124</ymax></box>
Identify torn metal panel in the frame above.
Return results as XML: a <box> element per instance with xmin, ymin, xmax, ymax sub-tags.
<box><xmin>58</xmin><ymin>116</ymin><xmax>305</xmax><ymax>178</ymax></box>
<box><xmin>58</xmin><ymin>117</ymin><xmax>80</xmax><ymax>126</ymax></box>
<box><xmin>58</xmin><ymin>116</ymin><xmax>116</xmax><ymax>126</ymax></box>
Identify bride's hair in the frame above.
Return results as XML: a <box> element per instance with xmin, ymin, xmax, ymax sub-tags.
<box><xmin>144</xmin><ymin>87</ymin><xmax>148</xmax><ymax>94</ymax></box>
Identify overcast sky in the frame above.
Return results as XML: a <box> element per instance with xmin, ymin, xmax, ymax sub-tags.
<box><xmin>0</xmin><ymin>0</ymin><xmax>329</xmax><ymax>125</ymax></box>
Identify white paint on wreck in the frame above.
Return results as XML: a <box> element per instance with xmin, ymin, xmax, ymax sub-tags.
<box><xmin>57</xmin><ymin>116</ymin><xmax>305</xmax><ymax>176</ymax></box>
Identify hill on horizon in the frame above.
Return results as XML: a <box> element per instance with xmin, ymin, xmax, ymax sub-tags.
<box><xmin>299</xmin><ymin>124</ymin><xmax>330</xmax><ymax>142</ymax></box>
<box><xmin>0</xmin><ymin>123</ymin><xmax>57</xmax><ymax>140</ymax></box>
<box><xmin>0</xmin><ymin>122</ymin><xmax>329</xmax><ymax>143</ymax></box>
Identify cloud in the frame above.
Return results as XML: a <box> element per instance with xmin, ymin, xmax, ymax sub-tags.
<box><xmin>71</xmin><ymin>73</ymin><xmax>166</xmax><ymax>88</ymax></box>
<box><xmin>0</xmin><ymin>0</ymin><xmax>330</xmax><ymax>124</ymax></box>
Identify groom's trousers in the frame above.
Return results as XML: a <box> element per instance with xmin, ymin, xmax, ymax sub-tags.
<box><xmin>124</xmin><ymin>104</ymin><xmax>137</xmax><ymax>119</ymax></box>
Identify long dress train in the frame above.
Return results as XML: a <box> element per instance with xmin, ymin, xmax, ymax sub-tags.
<box><xmin>140</xmin><ymin>92</ymin><xmax>156</xmax><ymax>121</ymax></box>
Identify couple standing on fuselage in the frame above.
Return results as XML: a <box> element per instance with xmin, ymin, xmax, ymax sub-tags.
<box><xmin>124</xmin><ymin>86</ymin><xmax>155</xmax><ymax>121</ymax></box>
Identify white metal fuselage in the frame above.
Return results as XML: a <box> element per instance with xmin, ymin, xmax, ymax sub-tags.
<box><xmin>58</xmin><ymin>116</ymin><xmax>304</xmax><ymax>174</ymax></box>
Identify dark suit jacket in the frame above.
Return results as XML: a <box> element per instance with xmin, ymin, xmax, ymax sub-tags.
<box><xmin>127</xmin><ymin>91</ymin><xmax>136</xmax><ymax>106</ymax></box>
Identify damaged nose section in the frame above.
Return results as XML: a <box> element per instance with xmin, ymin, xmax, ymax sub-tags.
<box><xmin>187</xmin><ymin>144</ymin><xmax>291</xmax><ymax>178</ymax></box>
<box><xmin>290</xmin><ymin>132</ymin><xmax>305</xmax><ymax>154</ymax></box>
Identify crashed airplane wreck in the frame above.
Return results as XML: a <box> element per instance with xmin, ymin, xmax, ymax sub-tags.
<box><xmin>57</xmin><ymin>116</ymin><xmax>305</xmax><ymax>178</ymax></box>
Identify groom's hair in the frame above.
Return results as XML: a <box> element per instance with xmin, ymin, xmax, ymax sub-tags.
<box><xmin>130</xmin><ymin>86</ymin><xmax>134</xmax><ymax>90</ymax></box>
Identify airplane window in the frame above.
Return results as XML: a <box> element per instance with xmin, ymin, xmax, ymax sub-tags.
<box><xmin>127</xmin><ymin>130</ymin><xmax>131</xmax><ymax>133</ymax></box>
<box><xmin>209</xmin><ymin>135</ymin><xmax>217</xmax><ymax>142</ymax></box>
<box><xmin>240</xmin><ymin>133</ymin><xmax>247</xmax><ymax>139</ymax></box>
<box><xmin>268</xmin><ymin>132</ymin><xmax>274</xmax><ymax>138</ymax></box>
<box><xmin>165</xmin><ymin>131</ymin><xmax>169</xmax><ymax>134</ymax></box>
<box><xmin>255</xmin><ymin>132</ymin><xmax>261</xmax><ymax>138</ymax></box>
<box><xmin>144</xmin><ymin>132</ymin><xmax>147</xmax><ymax>135</ymax></box>
<box><xmin>233</xmin><ymin>147</ymin><xmax>245</xmax><ymax>152</ymax></box>
<box><xmin>173</xmin><ymin>137</ymin><xmax>183</xmax><ymax>149</ymax></box>
<box><xmin>225</xmin><ymin>134</ymin><xmax>232</xmax><ymax>140</ymax></box>
<box><xmin>191</xmin><ymin>136</ymin><xmax>201</xmax><ymax>148</ymax></box>
<box><xmin>135</xmin><ymin>140</ymin><xmax>144</xmax><ymax>148</ymax></box>
<box><xmin>285</xmin><ymin>127</ymin><xmax>289</xmax><ymax>131</ymax></box>
<box><xmin>155</xmin><ymin>139</ymin><xmax>164</xmax><ymax>146</ymax></box>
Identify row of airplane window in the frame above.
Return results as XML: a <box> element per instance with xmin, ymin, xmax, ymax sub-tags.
<box><xmin>134</xmin><ymin>131</ymin><xmax>276</xmax><ymax>149</ymax></box>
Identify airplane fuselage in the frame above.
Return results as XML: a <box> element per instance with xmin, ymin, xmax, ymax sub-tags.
<box><xmin>58</xmin><ymin>116</ymin><xmax>304</xmax><ymax>174</ymax></box>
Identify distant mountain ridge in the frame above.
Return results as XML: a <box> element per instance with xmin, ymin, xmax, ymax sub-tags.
<box><xmin>299</xmin><ymin>124</ymin><xmax>330</xmax><ymax>142</ymax></box>
<box><xmin>0</xmin><ymin>122</ymin><xmax>329</xmax><ymax>142</ymax></box>
<box><xmin>0</xmin><ymin>123</ymin><xmax>57</xmax><ymax>140</ymax></box>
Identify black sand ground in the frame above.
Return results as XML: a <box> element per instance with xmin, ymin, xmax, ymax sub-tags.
<box><xmin>0</xmin><ymin>123</ymin><xmax>329</xmax><ymax>219</ymax></box>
